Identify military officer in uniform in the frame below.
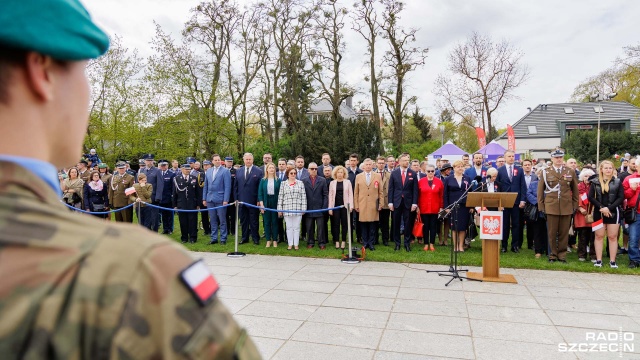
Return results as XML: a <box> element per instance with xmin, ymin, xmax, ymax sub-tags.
<box><xmin>537</xmin><ymin>147</ymin><xmax>579</xmax><ymax>263</ymax></box>
<box><xmin>158</xmin><ymin>159</ymin><xmax>176</xmax><ymax>234</ymax></box>
<box><xmin>225</xmin><ymin>156</ymin><xmax>237</xmax><ymax>234</ymax></box>
<box><xmin>0</xmin><ymin>0</ymin><xmax>259</xmax><ymax>358</ymax></box>
<box><xmin>98</xmin><ymin>162</ymin><xmax>112</xmax><ymax>185</ymax></box>
<box><xmin>174</xmin><ymin>164</ymin><xmax>202</xmax><ymax>244</ymax></box>
<box><xmin>77</xmin><ymin>159</ymin><xmax>91</xmax><ymax>183</ymax></box>
<box><xmin>109</xmin><ymin>161</ymin><xmax>136</xmax><ymax>222</ymax></box>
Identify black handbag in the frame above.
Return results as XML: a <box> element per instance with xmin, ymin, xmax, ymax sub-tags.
<box><xmin>624</xmin><ymin>199</ymin><xmax>639</xmax><ymax>224</ymax></box>
<box><xmin>524</xmin><ymin>203</ymin><xmax>538</xmax><ymax>221</ymax></box>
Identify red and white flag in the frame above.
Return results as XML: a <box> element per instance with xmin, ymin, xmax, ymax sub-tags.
<box><xmin>507</xmin><ymin>124</ymin><xmax>516</xmax><ymax>151</ymax></box>
<box><xmin>125</xmin><ymin>187</ymin><xmax>136</xmax><ymax>196</ymax></box>
<box><xmin>181</xmin><ymin>260</ymin><xmax>220</xmax><ymax>305</ymax></box>
<box><xmin>591</xmin><ymin>219</ymin><xmax>604</xmax><ymax>232</ymax></box>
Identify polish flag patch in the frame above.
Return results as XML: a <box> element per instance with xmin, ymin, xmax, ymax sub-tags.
<box><xmin>125</xmin><ymin>187</ymin><xmax>136</xmax><ymax>196</ymax></box>
<box><xmin>592</xmin><ymin>219</ymin><xmax>604</xmax><ymax>232</ymax></box>
<box><xmin>180</xmin><ymin>260</ymin><xmax>220</xmax><ymax>306</ymax></box>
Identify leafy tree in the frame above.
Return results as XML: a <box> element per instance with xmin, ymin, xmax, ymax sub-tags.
<box><xmin>411</xmin><ymin>107</ymin><xmax>432</xmax><ymax>141</ymax></box>
<box><xmin>562</xmin><ymin>130</ymin><xmax>640</xmax><ymax>164</ymax></box>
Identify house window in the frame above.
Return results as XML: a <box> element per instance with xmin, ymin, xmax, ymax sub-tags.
<box><xmin>527</xmin><ymin>125</ymin><xmax>538</xmax><ymax>135</ymax></box>
<box><xmin>564</xmin><ymin>107</ymin><xmax>574</xmax><ymax>114</ymax></box>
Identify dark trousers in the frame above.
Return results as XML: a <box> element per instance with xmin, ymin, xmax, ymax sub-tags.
<box><xmin>147</xmin><ymin>202</ymin><xmax>159</xmax><ymax>231</ymax></box>
<box><xmin>278</xmin><ymin>216</ymin><xmax>285</xmax><ymax>242</ymax></box>
<box><xmin>502</xmin><ymin>208</ymin><xmax>521</xmax><ymax>250</ymax></box>
<box><xmin>160</xmin><ymin>202</ymin><xmax>174</xmax><ymax>232</ymax></box>
<box><xmin>531</xmin><ymin>217</ymin><xmax>548</xmax><ymax>254</ymax></box>
<box><xmin>393</xmin><ymin>202</ymin><xmax>412</xmax><ymax>246</ymax></box>
<box><xmin>361</xmin><ymin>221</ymin><xmax>377</xmax><ymax>248</ymax></box>
<box><xmin>352</xmin><ymin>211</ymin><xmax>361</xmax><ymax>241</ymax></box>
<box><xmin>263</xmin><ymin>210</ymin><xmax>279</xmax><ymax>241</ymax></box>
<box><xmin>517</xmin><ymin>208</ymin><xmax>535</xmax><ymax>249</ymax></box>
<box><xmin>306</xmin><ymin>216</ymin><xmax>326</xmax><ymax>246</ymax></box>
<box><xmin>378</xmin><ymin>208</ymin><xmax>391</xmax><ymax>245</ymax></box>
<box><xmin>178</xmin><ymin>211</ymin><xmax>198</xmax><ymax>242</ymax></box>
<box><xmin>331</xmin><ymin>207</ymin><xmax>348</xmax><ymax>242</ymax></box>
<box><xmin>323</xmin><ymin>212</ymin><xmax>331</xmax><ymax>244</ymax></box>
<box><xmin>114</xmin><ymin>206</ymin><xmax>133</xmax><ymax>223</ymax></box>
<box><xmin>421</xmin><ymin>214</ymin><xmax>439</xmax><ymax>245</ymax></box>
<box><xmin>547</xmin><ymin>214</ymin><xmax>571</xmax><ymax>261</ymax></box>
<box><xmin>202</xmin><ymin>209</ymin><xmax>211</xmax><ymax>234</ymax></box>
<box><xmin>226</xmin><ymin>203</ymin><xmax>236</xmax><ymax>235</ymax></box>
<box><xmin>577</xmin><ymin>227</ymin><xmax>595</xmax><ymax>260</ymax></box>
<box><xmin>136</xmin><ymin>206</ymin><xmax>153</xmax><ymax>230</ymax></box>
<box><xmin>239</xmin><ymin>204</ymin><xmax>260</xmax><ymax>243</ymax></box>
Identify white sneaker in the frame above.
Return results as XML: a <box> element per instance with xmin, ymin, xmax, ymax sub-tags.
<box><xmin>591</xmin><ymin>259</ymin><xmax>597</xmax><ymax>263</ymax></box>
<box><xmin>610</xmin><ymin>261</ymin><xmax>618</xmax><ymax>269</ymax></box>
<box><xmin>567</xmin><ymin>248</ymin><xmax>572</xmax><ymax>253</ymax></box>
<box><xmin>594</xmin><ymin>260</ymin><xmax>603</xmax><ymax>268</ymax></box>
<box><xmin>578</xmin><ymin>257</ymin><xmax>586</xmax><ymax>262</ymax></box>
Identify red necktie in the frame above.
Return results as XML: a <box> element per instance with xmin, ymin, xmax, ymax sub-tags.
<box><xmin>402</xmin><ymin>170</ymin><xmax>406</xmax><ymax>185</ymax></box>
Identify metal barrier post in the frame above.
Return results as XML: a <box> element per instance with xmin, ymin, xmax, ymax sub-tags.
<box><xmin>341</xmin><ymin>204</ymin><xmax>360</xmax><ymax>264</ymax></box>
<box><xmin>228</xmin><ymin>201</ymin><xmax>246</xmax><ymax>257</ymax></box>
<box><xmin>137</xmin><ymin>201</ymin><xmax>142</xmax><ymax>225</ymax></box>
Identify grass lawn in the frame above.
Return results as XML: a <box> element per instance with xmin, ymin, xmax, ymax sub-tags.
<box><xmin>135</xmin><ymin>213</ymin><xmax>639</xmax><ymax>275</ymax></box>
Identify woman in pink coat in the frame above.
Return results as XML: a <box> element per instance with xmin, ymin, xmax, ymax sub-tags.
<box><xmin>328</xmin><ymin>166</ymin><xmax>354</xmax><ymax>249</ymax></box>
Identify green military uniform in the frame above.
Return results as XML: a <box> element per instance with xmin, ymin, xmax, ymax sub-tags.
<box><xmin>0</xmin><ymin>0</ymin><xmax>260</xmax><ymax>358</ymax></box>
<box><xmin>0</xmin><ymin>162</ymin><xmax>260</xmax><ymax>359</ymax></box>
<box><xmin>108</xmin><ymin>169</ymin><xmax>136</xmax><ymax>223</ymax></box>
<box><xmin>537</xmin><ymin>160</ymin><xmax>579</xmax><ymax>261</ymax></box>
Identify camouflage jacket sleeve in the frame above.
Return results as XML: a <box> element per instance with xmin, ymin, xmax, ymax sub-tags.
<box><xmin>110</xmin><ymin>243</ymin><xmax>261</xmax><ymax>360</ymax></box>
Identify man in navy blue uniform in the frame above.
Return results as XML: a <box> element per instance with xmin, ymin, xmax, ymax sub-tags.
<box><xmin>173</xmin><ymin>164</ymin><xmax>202</xmax><ymax>243</ymax></box>
<box><xmin>388</xmin><ymin>154</ymin><xmax>419</xmax><ymax>251</ymax></box>
<box><xmin>158</xmin><ymin>160</ymin><xmax>175</xmax><ymax>234</ymax></box>
<box><xmin>496</xmin><ymin>150</ymin><xmax>527</xmax><ymax>253</ymax></box>
<box><xmin>234</xmin><ymin>153</ymin><xmax>263</xmax><ymax>244</ymax></box>
<box><xmin>139</xmin><ymin>153</ymin><xmax>163</xmax><ymax>232</ymax></box>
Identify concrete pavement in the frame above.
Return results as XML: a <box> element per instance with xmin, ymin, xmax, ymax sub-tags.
<box><xmin>194</xmin><ymin>252</ymin><xmax>640</xmax><ymax>359</ymax></box>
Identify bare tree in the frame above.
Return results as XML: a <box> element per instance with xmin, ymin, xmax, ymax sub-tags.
<box><xmin>352</xmin><ymin>0</ymin><xmax>383</xmax><ymax>151</ymax></box>
<box><xmin>378</xmin><ymin>0</ymin><xmax>428</xmax><ymax>149</ymax></box>
<box><xmin>309</xmin><ymin>0</ymin><xmax>353</xmax><ymax>123</ymax></box>
<box><xmin>434</xmin><ymin>32</ymin><xmax>528</xmax><ymax>142</ymax></box>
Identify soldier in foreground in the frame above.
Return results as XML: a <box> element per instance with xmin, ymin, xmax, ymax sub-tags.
<box><xmin>0</xmin><ymin>0</ymin><xmax>260</xmax><ymax>358</ymax></box>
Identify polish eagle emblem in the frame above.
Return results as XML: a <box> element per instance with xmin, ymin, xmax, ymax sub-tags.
<box><xmin>483</xmin><ymin>217</ymin><xmax>500</xmax><ymax>235</ymax></box>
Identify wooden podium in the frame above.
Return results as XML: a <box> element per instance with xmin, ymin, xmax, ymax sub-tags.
<box><xmin>465</xmin><ymin>192</ymin><xmax>518</xmax><ymax>284</ymax></box>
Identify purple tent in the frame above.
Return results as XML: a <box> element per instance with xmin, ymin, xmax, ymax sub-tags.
<box><xmin>427</xmin><ymin>141</ymin><xmax>468</xmax><ymax>164</ymax></box>
<box><xmin>476</xmin><ymin>141</ymin><xmax>520</xmax><ymax>166</ymax></box>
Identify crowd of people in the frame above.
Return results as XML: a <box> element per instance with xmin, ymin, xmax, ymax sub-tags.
<box><xmin>61</xmin><ymin>148</ymin><xmax>640</xmax><ymax>269</ymax></box>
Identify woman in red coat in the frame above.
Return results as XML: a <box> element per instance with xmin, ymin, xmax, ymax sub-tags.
<box><xmin>418</xmin><ymin>164</ymin><xmax>444</xmax><ymax>251</ymax></box>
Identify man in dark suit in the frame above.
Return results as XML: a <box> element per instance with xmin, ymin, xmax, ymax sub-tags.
<box><xmin>173</xmin><ymin>164</ymin><xmax>201</xmax><ymax>244</ymax></box>
<box><xmin>158</xmin><ymin>160</ymin><xmax>176</xmax><ymax>234</ymax></box>
<box><xmin>276</xmin><ymin>158</ymin><xmax>288</xmax><ymax>243</ymax></box>
<box><xmin>388</xmin><ymin>154</ymin><xmax>419</xmax><ymax>251</ymax></box>
<box><xmin>496</xmin><ymin>150</ymin><xmax>527</xmax><ymax>253</ymax></box>
<box><xmin>234</xmin><ymin>153</ymin><xmax>263</xmax><ymax>245</ymax></box>
<box><xmin>139</xmin><ymin>153</ymin><xmax>163</xmax><ymax>232</ymax></box>
<box><xmin>347</xmin><ymin>153</ymin><xmax>363</xmax><ymax>242</ymax></box>
<box><xmin>303</xmin><ymin>163</ymin><xmax>328</xmax><ymax>249</ymax></box>
<box><xmin>225</xmin><ymin>156</ymin><xmax>237</xmax><ymax>235</ymax></box>
<box><xmin>317</xmin><ymin>153</ymin><xmax>333</xmax><ymax>177</ymax></box>
<box><xmin>294</xmin><ymin>155</ymin><xmax>309</xmax><ymax>180</ymax></box>
<box><xmin>464</xmin><ymin>153</ymin><xmax>488</xmax><ymax>189</ymax></box>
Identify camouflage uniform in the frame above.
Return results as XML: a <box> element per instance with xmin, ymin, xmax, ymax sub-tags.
<box><xmin>0</xmin><ymin>161</ymin><xmax>261</xmax><ymax>359</ymax></box>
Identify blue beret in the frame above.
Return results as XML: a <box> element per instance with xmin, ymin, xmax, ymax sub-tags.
<box><xmin>0</xmin><ymin>0</ymin><xmax>109</xmax><ymax>60</ymax></box>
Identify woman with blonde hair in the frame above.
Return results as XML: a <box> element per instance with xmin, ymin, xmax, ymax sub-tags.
<box><xmin>588</xmin><ymin>160</ymin><xmax>623</xmax><ymax>268</ymax></box>
<box><xmin>575</xmin><ymin>168</ymin><xmax>596</xmax><ymax>261</ymax></box>
<box><xmin>61</xmin><ymin>167</ymin><xmax>84</xmax><ymax>209</ymax></box>
<box><xmin>258</xmin><ymin>162</ymin><xmax>281</xmax><ymax>247</ymax></box>
<box><xmin>328</xmin><ymin>165</ymin><xmax>354</xmax><ymax>249</ymax></box>
<box><xmin>443</xmin><ymin>160</ymin><xmax>473</xmax><ymax>252</ymax></box>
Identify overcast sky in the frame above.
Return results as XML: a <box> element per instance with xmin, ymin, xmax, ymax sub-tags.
<box><xmin>83</xmin><ymin>0</ymin><xmax>639</xmax><ymax>127</ymax></box>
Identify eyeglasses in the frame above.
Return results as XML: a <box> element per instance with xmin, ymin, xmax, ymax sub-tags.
<box><xmin>309</xmin><ymin>168</ymin><xmax>318</xmax><ymax>170</ymax></box>
<box><xmin>426</xmin><ymin>170</ymin><xmax>435</xmax><ymax>173</ymax></box>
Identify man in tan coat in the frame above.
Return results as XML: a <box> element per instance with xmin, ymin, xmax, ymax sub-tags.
<box><xmin>375</xmin><ymin>155</ymin><xmax>392</xmax><ymax>246</ymax></box>
<box><xmin>537</xmin><ymin>148</ymin><xmax>579</xmax><ymax>263</ymax></box>
<box><xmin>355</xmin><ymin>158</ymin><xmax>383</xmax><ymax>250</ymax></box>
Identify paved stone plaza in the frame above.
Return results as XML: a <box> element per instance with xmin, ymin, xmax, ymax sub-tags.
<box><xmin>195</xmin><ymin>252</ymin><xmax>640</xmax><ymax>359</ymax></box>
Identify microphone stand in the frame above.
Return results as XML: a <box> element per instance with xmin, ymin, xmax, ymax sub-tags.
<box><xmin>427</xmin><ymin>179</ymin><xmax>486</xmax><ymax>286</ymax></box>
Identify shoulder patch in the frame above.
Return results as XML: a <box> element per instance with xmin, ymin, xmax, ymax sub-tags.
<box><xmin>179</xmin><ymin>260</ymin><xmax>220</xmax><ymax>306</ymax></box>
